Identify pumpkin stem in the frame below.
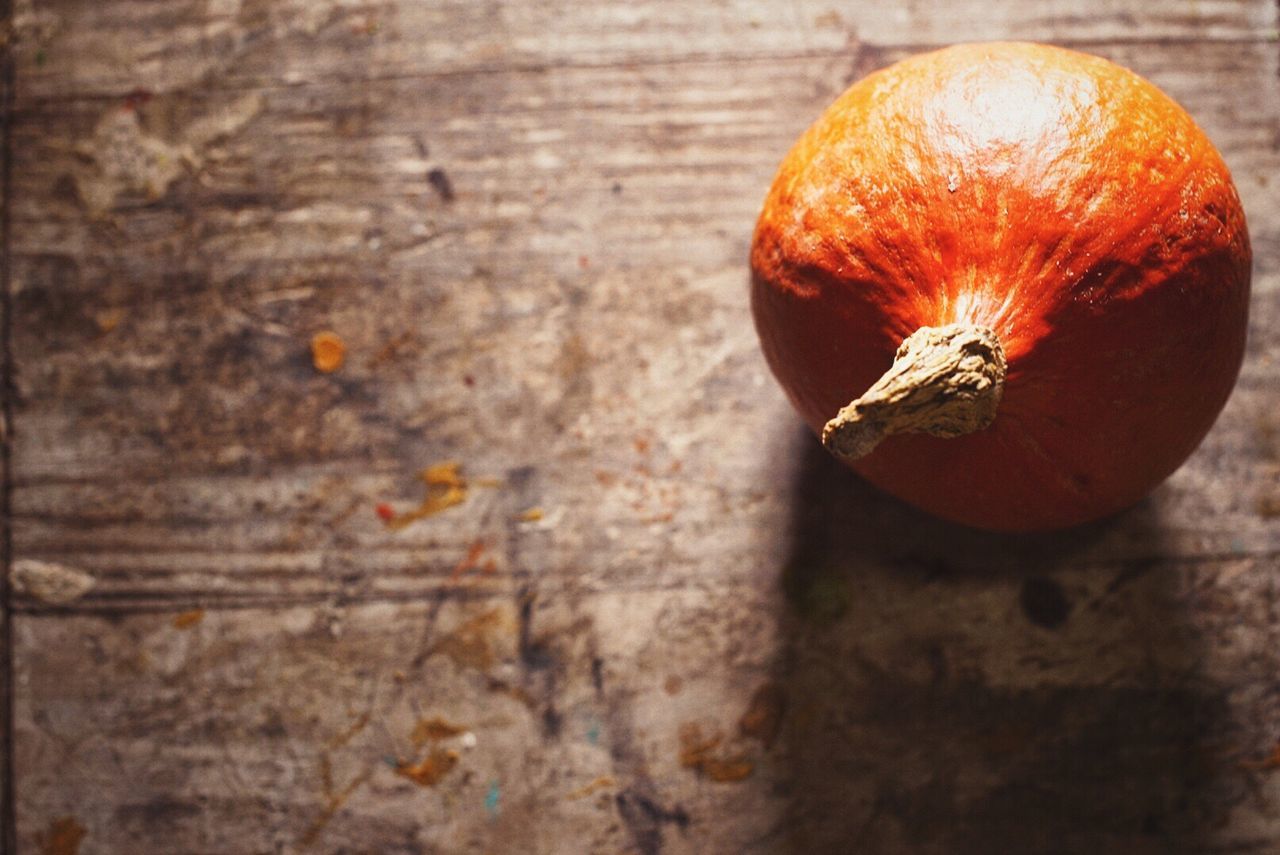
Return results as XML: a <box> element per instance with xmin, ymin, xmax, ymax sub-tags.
<box><xmin>822</xmin><ymin>324</ymin><xmax>1006</xmax><ymax>460</ymax></box>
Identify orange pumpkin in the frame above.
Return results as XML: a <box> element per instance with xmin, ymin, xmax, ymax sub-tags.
<box><xmin>751</xmin><ymin>42</ymin><xmax>1250</xmax><ymax>531</ymax></box>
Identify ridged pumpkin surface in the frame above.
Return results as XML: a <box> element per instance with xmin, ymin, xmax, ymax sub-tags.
<box><xmin>751</xmin><ymin>42</ymin><xmax>1250</xmax><ymax>531</ymax></box>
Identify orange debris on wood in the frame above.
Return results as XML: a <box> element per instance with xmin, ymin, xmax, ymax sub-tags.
<box><xmin>411</xmin><ymin>716</ymin><xmax>467</xmax><ymax>745</ymax></box>
<box><xmin>326</xmin><ymin>710</ymin><xmax>372</xmax><ymax>750</ymax></box>
<box><xmin>517</xmin><ymin>506</ymin><xmax>544</xmax><ymax>522</ymax></box>
<box><xmin>38</xmin><ymin>817</ymin><xmax>86</xmax><ymax>855</ymax></box>
<box><xmin>395</xmin><ymin>748</ymin><xmax>459</xmax><ymax>787</ymax></box>
<box><xmin>678</xmin><ymin>723</ymin><xmax>755</xmax><ymax>783</ymax></box>
<box><xmin>301</xmin><ymin>760</ymin><xmax>373</xmax><ymax>846</ymax></box>
<box><xmin>450</xmin><ymin>540</ymin><xmax>488</xmax><ymax>581</ymax></box>
<box><xmin>94</xmin><ymin>308</ymin><xmax>125</xmax><ymax>334</ymax></box>
<box><xmin>738</xmin><ymin>683</ymin><xmax>787</xmax><ymax>748</ymax></box>
<box><xmin>172</xmin><ymin>609</ymin><xmax>205</xmax><ymax>629</ymax></box>
<box><xmin>428</xmin><ymin>608</ymin><xmax>507</xmax><ymax>671</ymax></box>
<box><xmin>486</xmin><ymin>677</ymin><xmax>538</xmax><ymax>709</ymax></box>
<box><xmin>122</xmin><ymin>87</ymin><xmax>153</xmax><ymax>111</ymax></box>
<box><xmin>1241</xmin><ymin>741</ymin><xmax>1280</xmax><ymax>770</ymax></box>
<box><xmin>700</xmin><ymin>757</ymin><xmax>754</xmax><ymax>783</ymax></box>
<box><xmin>310</xmin><ymin>330</ymin><xmax>346</xmax><ymax>373</ymax></box>
<box><xmin>566</xmin><ymin>776</ymin><xmax>617</xmax><ymax>800</ymax></box>
<box><xmin>367</xmin><ymin>331</ymin><xmax>414</xmax><ymax>367</ymax></box>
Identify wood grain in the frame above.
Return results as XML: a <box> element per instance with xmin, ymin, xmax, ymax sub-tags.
<box><xmin>7</xmin><ymin>39</ymin><xmax>1280</xmax><ymax>608</ymax></box>
<box><xmin>5</xmin><ymin>0</ymin><xmax>1280</xmax><ymax>852</ymax></box>
<box><xmin>11</xmin><ymin>0</ymin><xmax>1277</xmax><ymax>100</ymax></box>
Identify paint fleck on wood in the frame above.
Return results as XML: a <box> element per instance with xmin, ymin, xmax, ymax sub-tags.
<box><xmin>37</xmin><ymin>817</ymin><xmax>86</xmax><ymax>855</ymax></box>
<box><xmin>1241</xmin><ymin>740</ymin><xmax>1280</xmax><ymax>770</ymax></box>
<box><xmin>678</xmin><ymin>723</ymin><xmax>755</xmax><ymax>783</ymax></box>
<box><xmin>385</xmin><ymin>462</ymin><xmax>469</xmax><ymax>530</ymax></box>
<box><xmin>566</xmin><ymin>776</ymin><xmax>616</xmax><ymax>799</ymax></box>
<box><xmin>484</xmin><ymin>780</ymin><xmax>501</xmax><ymax>816</ymax></box>
<box><xmin>410</xmin><ymin>717</ymin><xmax>467</xmax><ymax>745</ymax></box>
<box><xmin>171</xmin><ymin>609</ymin><xmax>205</xmax><ymax>629</ymax></box>
<box><xmin>301</xmin><ymin>759</ymin><xmax>373</xmax><ymax>847</ymax></box>
<box><xmin>310</xmin><ymin>331</ymin><xmax>346</xmax><ymax>373</ymax></box>
<box><xmin>738</xmin><ymin>683</ymin><xmax>786</xmax><ymax>748</ymax></box>
<box><xmin>428</xmin><ymin>609</ymin><xmax>512</xmax><ymax>672</ymax></box>
<box><xmin>449</xmin><ymin>540</ymin><xmax>496</xmax><ymax>580</ymax></box>
<box><xmin>395</xmin><ymin>749</ymin><xmax>459</xmax><ymax>788</ymax></box>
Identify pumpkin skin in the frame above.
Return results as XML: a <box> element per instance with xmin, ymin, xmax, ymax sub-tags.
<box><xmin>751</xmin><ymin>42</ymin><xmax>1251</xmax><ymax>531</ymax></box>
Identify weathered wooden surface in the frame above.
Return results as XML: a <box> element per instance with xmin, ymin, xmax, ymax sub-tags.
<box><xmin>3</xmin><ymin>0</ymin><xmax>1280</xmax><ymax>853</ymax></box>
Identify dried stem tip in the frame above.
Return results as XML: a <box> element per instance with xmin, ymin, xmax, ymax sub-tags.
<box><xmin>821</xmin><ymin>324</ymin><xmax>1006</xmax><ymax>460</ymax></box>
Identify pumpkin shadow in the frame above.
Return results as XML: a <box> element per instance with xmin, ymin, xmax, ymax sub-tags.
<box><xmin>769</xmin><ymin>425</ymin><xmax>1237</xmax><ymax>855</ymax></box>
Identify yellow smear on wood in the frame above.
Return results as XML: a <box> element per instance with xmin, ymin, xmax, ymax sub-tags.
<box><xmin>428</xmin><ymin>608</ymin><xmax>507</xmax><ymax>670</ymax></box>
<box><xmin>385</xmin><ymin>461</ymin><xmax>468</xmax><ymax>530</ymax></box>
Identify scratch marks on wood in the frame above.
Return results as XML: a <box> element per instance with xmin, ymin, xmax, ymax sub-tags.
<box><xmin>516</xmin><ymin>586</ymin><xmax>566</xmax><ymax>740</ymax></box>
<box><xmin>590</xmin><ymin>655</ymin><xmax>605</xmax><ymax>697</ymax></box>
<box><xmin>601</xmin><ymin>624</ymin><xmax>691</xmax><ymax>855</ymax></box>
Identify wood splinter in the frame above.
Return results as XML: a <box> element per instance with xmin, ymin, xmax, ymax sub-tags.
<box><xmin>821</xmin><ymin>323</ymin><xmax>1006</xmax><ymax>460</ymax></box>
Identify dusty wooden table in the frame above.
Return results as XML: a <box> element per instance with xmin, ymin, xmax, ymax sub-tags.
<box><xmin>2</xmin><ymin>1</ymin><xmax>1278</xmax><ymax>853</ymax></box>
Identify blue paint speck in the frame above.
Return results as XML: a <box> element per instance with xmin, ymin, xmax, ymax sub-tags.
<box><xmin>586</xmin><ymin>722</ymin><xmax>601</xmax><ymax>745</ymax></box>
<box><xmin>484</xmin><ymin>780</ymin><xmax>501</xmax><ymax>816</ymax></box>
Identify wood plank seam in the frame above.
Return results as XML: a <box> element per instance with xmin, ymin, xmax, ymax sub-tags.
<box><xmin>9</xmin><ymin>34</ymin><xmax>1279</xmax><ymax>109</ymax></box>
<box><xmin>8</xmin><ymin>548</ymin><xmax>1280</xmax><ymax>615</ymax></box>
